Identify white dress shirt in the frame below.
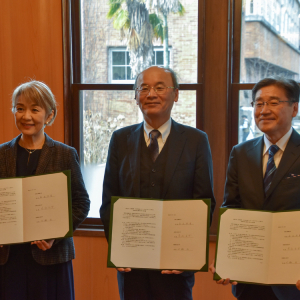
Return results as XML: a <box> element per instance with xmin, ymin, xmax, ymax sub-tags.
<box><xmin>262</xmin><ymin>127</ymin><xmax>293</xmax><ymax>176</ymax></box>
<box><xmin>143</xmin><ymin>118</ymin><xmax>172</xmax><ymax>154</ymax></box>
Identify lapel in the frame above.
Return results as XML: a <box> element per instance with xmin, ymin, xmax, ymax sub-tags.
<box><xmin>4</xmin><ymin>136</ymin><xmax>20</xmax><ymax>177</ymax></box>
<box><xmin>127</xmin><ymin>123</ymin><xmax>143</xmax><ymax>197</ymax></box>
<box><xmin>245</xmin><ymin>136</ymin><xmax>265</xmax><ymax>207</ymax></box>
<box><xmin>265</xmin><ymin>129</ymin><xmax>300</xmax><ymax>200</ymax></box>
<box><xmin>162</xmin><ymin>120</ymin><xmax>187</xmax><ymax>197</ymax></box>
<box><xmin>35</xmin><ymin>134</ymin><xmax>54</xmax><ymax>175</ymax></box>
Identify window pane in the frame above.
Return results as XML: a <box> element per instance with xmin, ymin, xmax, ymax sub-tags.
<box><xmin>238</xmin><ymin>90</ymin><xmax>300</xmax><ymax>144</ymax></box>
<box><xmin>240</xmin><ymin>0</ymin><xmax>300</xmax><ymax>83</ymax></box>
<box><xmin>127</xmin><ymin>66</ymin><xmax>132</xmax><ymax>80</ymax></box>
<box><xmin>81</xmin><ymin>90</ymin><xmax>196</xmax><ymax>217</ymax></box>
<box><xmin>81</xmin><ymin>0</ymin><xmax>198</xmax><ymax>83</ymax></box>
<box><xmin>156</xmin><ymin>51</ymin><xmax>164</xmax><ymax>65</ymax></box>
<box><xmin>112</xmin><ymin>67</ymin><xmax>126</xmax><ymax>80</ymax></box>
<box><xmin>112</xmin><ymin>52</ymin><xmax>125</xmax><ymax>65</ymax></box>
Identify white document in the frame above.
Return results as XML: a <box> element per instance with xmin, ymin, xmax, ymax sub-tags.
<box><xmin>0</xmin><ymin>172</ymin><xmax>70</xmax><ymax>245</ymax></box>
<box><xmin>110</xmin><ymin>198</ymin><xmax>208</xmax><ymax>270</ymax></box>
<box><xmin>215</xmin><ymin>209</ymin><xmax>300</xmax><ymax>284</ymax></box>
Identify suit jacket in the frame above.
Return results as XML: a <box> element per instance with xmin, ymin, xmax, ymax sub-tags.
<box><xmin>0</xmin><ymin>134</ymin><xmax>90</xmax><ymax>265</ymax></box>
<box><xmin>100</xmin><ymin>119</ymin><xmax>216</xmax><ymax>241</ymax></box>
<box><xmin>223</xmin><ymin>129</ymin><xmax>300</xmax><ymax>300</ymax></box>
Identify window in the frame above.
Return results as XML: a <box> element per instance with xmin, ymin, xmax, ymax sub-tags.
<box><xmin>109</xmin><ymin>48</ymin><xmax>171</xmax><ymax>83</ymax></box>
<box><xmin>230</xmin><ymin>0</ymin><xmax>300</xmax><ymax>146</ymax></box>
<box><xmin>68</xmin><ymin>0</ymin><xmax>204</xmax><ymax>220</ymax></box>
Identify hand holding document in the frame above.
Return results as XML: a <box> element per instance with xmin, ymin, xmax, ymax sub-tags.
<box><xmin>0</xmin><ymin>171</ymin><xmax>72</xmax><ymax>245</ymax></box>
<box><xmin>214</xmin><ymin>208</ymin><xmax>300</xmax><ymax>285</ymax></box>
<box><xmin>108</xmin><ymin>197</ymin><xmax>211</xmax><ymax>271</ymax></box>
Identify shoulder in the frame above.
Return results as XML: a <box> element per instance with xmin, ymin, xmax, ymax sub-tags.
<box><xmin>45</xmin><ymin>134</ymin><xmax>77</xmax><ymax>153</ymax></box>
<box><xmin>112</xmin><ymin>123</ymin><xmax>142</xmax><ymax>136</ymax></box>
<box><xmin>0</xmin><ymin>135</ymin><xmax>20</xmax><ymax>153</ymax></box>
<box><xmin>172</xmin><ymin>120</ymin><xmax>208</xmax><ymax>140</ymax></box>
<box><xmin>230</xmin><ymin>136</ymin><xmax>263</xmax><ymax>157</ymax></box>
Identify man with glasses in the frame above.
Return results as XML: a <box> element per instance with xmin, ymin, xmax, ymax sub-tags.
<box><xmin>212</xmin><ymin>77</ymin><xmax>300</xmax><ymax>300</ymax></box>
<box><xmin>100</xmin><ymin>66</ymin><xmax>215</xmax><ymax>300</ymax></box>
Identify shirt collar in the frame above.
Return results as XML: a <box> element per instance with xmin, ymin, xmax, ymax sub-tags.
<box><xmin>144</xmin><ymin>118</ymin><xmax>172</xmax><ymax>143</ymax></box>
<box><xmin>263</xmin><ymin>127</ymin><xmax>293</xmax><ymax>155</ymax></box>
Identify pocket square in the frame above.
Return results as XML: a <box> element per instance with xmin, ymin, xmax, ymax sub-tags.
<box><xmin>286</xmin><ymin>173</ymin><xmax>300</xmax><ymax>179</ymax></box>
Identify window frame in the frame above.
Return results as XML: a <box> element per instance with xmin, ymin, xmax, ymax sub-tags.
<box><xmin>63</xmin><ymin>0</ymin><xmax>205</xmax><ymax>231</ymax></box>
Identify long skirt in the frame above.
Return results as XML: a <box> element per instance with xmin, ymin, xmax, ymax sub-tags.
<box><xmin>0</xmin><ymin>243</ymin><xmax>74</xmax><ymax>300</ymax></box>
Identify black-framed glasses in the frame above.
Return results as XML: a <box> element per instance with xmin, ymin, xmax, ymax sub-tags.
<box><xmin>136</xmin><ymin>84</ymin><xmax>175</xmax><ymax>95</ymax></box>
<box><xmin>251</xmin><ymin>100</ymin><xmax>291</xmax><ymax>108</ymax></box>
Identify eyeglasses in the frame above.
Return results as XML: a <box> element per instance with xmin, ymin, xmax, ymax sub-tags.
<box><xmin>251</xmin><ymin>100</ymin><xmax>291</xmax><ymax>108</ymax></box>
<box><xmin>136</xmin><ymin>84</ymin><xmax>175</xmax><ymax>95</ymax></box>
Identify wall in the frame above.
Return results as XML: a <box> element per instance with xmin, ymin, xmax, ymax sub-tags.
<box><xmin>0</xmin><ymin>0</ymin><xmax>233</xmax><ymax>299</ymax></box>
<box><xmin>0</xmin><ymin>0</ymin><xmax>64</xmax><ymax>144</ymax></box>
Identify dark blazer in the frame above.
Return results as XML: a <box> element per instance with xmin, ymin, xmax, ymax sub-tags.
<box><xmin>223</xmin><ymin>129</ymin><xmax>300</xmax><ymax>300</ymax></box>
<box><xmin>0</xmin><ymin>134</ymin><xmax>90</xmax><ymax>265</ymax></box>
<box><xmin>100</xmin><ymin>119</ymin><xmax>216</xmax><ymax>240</ymax></box>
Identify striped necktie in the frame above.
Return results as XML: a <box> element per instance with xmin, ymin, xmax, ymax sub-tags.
<box><xmin>148</xmin><ymin>130</ymin><xmax>161</xmax><ymax>162</ymax></box>
<box><xmin>264</xmin><ymin>144</ymin><xmax>280</xmax><ymax>194</ymax></box>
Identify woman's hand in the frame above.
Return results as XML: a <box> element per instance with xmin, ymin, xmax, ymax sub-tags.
<box><xmin>31</xmin><ymin>239</ymin><xmax>55</xmax><ymax>251</ymax></box>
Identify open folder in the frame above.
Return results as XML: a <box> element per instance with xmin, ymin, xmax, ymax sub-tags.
<box><xmin>107</xmin><ymin>197</ymin><xmax>211</xmax><ymax>271</ymax></box>
<box><xmin>214</xmin><ymin>208</ymin><xmax>300</xmax><ymax>285</ymax></box>
<box><xmin>0</xmin><ymin>171</ymin><xmax>72</xmax><ymax>245</ymax></box>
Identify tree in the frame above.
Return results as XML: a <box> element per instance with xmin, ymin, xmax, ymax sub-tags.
<box><xmin>107</xmin><ymin>0</ymin><xmax>185</xmax><ymax>77</ymax></box>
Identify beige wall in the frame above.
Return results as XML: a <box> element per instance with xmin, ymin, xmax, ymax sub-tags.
<box><xmin>0</xmin><ymin>0</ymin><xmax>233</xmax><ymax>299</ymax></box>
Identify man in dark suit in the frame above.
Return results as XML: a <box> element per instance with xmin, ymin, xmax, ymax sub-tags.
<box><xmin>100</xmin><ymin>66</ymin><xmax>215</xmax><ymax>300</ymax></box>
<box><xmin>214</xmin><ymin>77</ymin><xmax>300</xmax><ymax>300</ymax></box>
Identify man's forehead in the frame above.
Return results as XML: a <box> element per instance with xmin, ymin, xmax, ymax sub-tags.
<box><xmin>137</xmin><ymin>67</ymin><xmax>172</xmax><ymax>84</ymax></box>
<box><xmin>255</xmin><ymin>85</ymin><xmax>288</xmax><ymax>100</ymax></box>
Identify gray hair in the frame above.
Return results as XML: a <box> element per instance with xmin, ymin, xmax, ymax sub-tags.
<box><xmin>12</xmin><ymin>80</ymin><xmax>57</xmax><ymax>125</ymax></box>
<box><xmin>133</xmin><ymin>66</ymin><xmax>180</xmax><ymax>90</ymax></box>
<box><xmin>252</xmin><ymin>77</ymin><xmax>300</xmax><ymax>104</ymax></box>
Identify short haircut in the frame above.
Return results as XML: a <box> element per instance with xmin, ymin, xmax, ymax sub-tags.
<box><xmin>133</xmin><ymin>66</ymin><xmax>180</xmax><ymax>90</ymax></box>
<box><xmin>252</xmin><ymin>77</ymin><xmax>300</xmax><ymax>104</ymax></box>
<box><xmin>12</xmin><ymin>80</ymin><xmax>57</xmax><ymax>125</ymax></box>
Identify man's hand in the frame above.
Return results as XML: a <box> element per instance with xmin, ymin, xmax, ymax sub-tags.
<box><xmin>296</xmin><ymin>280</ymin><xmax>300</xmax><ymax>290</ymax></box>
<box><xmin>209</xmin><ymin>260</ymin><xmax>237</xmax><ymax>286</ymax></box>
<box><xmin>117</xmin><ymin>268</ymin><xmax>131</xmax><ymax>273</ymax></box>
<box><xmin>161</xmin><ymin>270</ymin><xmax>183</xmax><ymax>275</ymax></box>
<box><xmin>31</xmin><ymin>239</ymin><xmax>55</xmax><ymax>251</ymax></box>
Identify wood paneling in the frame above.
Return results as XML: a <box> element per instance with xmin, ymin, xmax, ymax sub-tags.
<box><xmin>73</xmin><ymin>237</ymin><xmax>235</xmax><ymax>300</ymax></box>
<box><xmin>0</xmin><ymin>0</ymin><xmax>64</xmax><ymax>144</ymax></box>
<box><xmin>204</xmin><ymin>0</ymin><xmax>229</xmax><ymax>234</ymax></box>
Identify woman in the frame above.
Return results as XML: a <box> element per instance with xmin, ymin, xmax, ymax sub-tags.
<box><xmin>0</xmin><ymin>81</ymin><xmax>90</xmax><ymax>299</ymax></box>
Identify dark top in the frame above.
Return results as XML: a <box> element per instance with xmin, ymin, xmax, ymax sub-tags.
<box><xmin>16</xmin><ymin>144</ymin><xmax>42</xmax><ymax>177</ymax></box>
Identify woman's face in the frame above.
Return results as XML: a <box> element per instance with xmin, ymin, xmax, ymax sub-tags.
<box><xmin>14</xmin><ymin>95</ymin><xmax>54</xmax><ymax>140</ymax></box>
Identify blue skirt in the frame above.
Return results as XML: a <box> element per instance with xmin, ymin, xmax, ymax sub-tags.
<box><xmin>0</xmin><ymin>244</ymin><xmax>74</xmax><ymax>300</ymax></box>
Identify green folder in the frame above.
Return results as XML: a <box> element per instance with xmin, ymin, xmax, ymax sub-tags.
<box><xmin>214</xmin><ymin>207</ymin><xmax>300</xmax><ymax>285</ymax></box>
<box><xmin>107</xmin><ymin>197</ymin><xmax>211</xmax><ymax>272</ymax></box>
<box><xmin>0</xmin><ymin>170</ymin><xmax>72</xmax><ymax>245</ymax></box>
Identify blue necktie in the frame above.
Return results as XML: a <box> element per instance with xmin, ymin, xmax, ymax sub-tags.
<box><xmin>148</xmin><ymin>130</ymin><xmax>161</xmax><ymax>162</ymax></box>
<box><xmin>264</xmin><ymin>145</ymin><xmax>280</xmax><ymax>194</ymax></box>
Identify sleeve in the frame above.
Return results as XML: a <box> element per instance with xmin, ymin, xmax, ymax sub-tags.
<box><xmin>222</xmin><ymin>146</ymin><xmax>242</xmax><ymax>208</ymax></box>
<box><xmin>100</xmin><ymin>132</ymin><xmax>120</xmax><ymax>241</ymax></box>
<box><xmin>68</xmin><ymin>148</ymin><xmax>90</xmax><ymax>230</ymax></box>
<box><xmin>193</xmin><ymin>133</ymin><xmax>216</xmax><ymax>224</ymax></box>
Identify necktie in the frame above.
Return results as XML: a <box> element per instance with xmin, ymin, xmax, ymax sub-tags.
<box><xmin>148</xmin><ymin>130</ymin><xmax>161</xmax><ymax>162</ymax></box>
<box><xmin>264</xmin><ymin>144</ymin><xmax>280</xmax><ymax>193</ymax></box>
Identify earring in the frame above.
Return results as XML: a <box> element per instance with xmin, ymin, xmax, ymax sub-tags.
<box><xmin>45</xmin><ymin>122</ymin><xmax>49</xmax><ymax>125</ymax></box>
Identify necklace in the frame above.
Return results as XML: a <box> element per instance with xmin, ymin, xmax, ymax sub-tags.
<box><xmin>24</xmin><ymin>148</ymin><xmax>37</xmax><ymax>165</ymax></box>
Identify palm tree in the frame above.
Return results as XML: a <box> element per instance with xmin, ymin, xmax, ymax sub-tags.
<box><xmin>107</xmin><ymin>0</ymin><xmax>185</xmax><ymax>76</ymax></box>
